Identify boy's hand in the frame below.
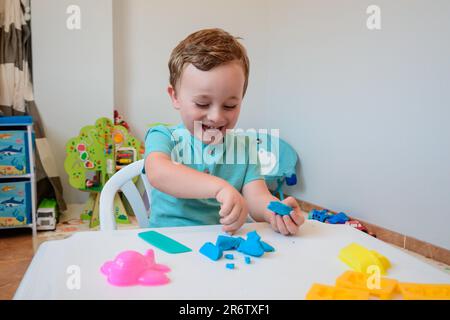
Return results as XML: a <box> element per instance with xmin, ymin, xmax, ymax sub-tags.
<box><xmin>266</xmin><ymin>197</ymin><xmax>305</xmax><ymax>236</ymax></box>
<box><xmin>216</xmin><ymin>184</ymin><xmax>249</xmax><ymax>234</ymax></box>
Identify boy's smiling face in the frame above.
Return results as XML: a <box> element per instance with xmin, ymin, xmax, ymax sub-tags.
<box><xmin>168</xmin><ymin>60</ymin><xmax>246</xmax><ymax>144</ymax></box>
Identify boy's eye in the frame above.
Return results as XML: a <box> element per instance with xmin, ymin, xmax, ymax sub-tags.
<box><xmin>195</xmin><ymin>103</ymin><xmax>209</xmax><ymax>108</ymax></box>
<box><xmin>224</xmin><ymin>105</ymin><xmax>237</xmax><ymax>109</ymax></box>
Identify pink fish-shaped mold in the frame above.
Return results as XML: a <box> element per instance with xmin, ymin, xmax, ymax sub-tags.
<box><xmin>101</xmin><ymin>249</ymin><xmax>170</xmax><ymax>286</ymax></box>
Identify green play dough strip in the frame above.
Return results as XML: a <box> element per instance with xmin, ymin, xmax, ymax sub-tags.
<box><xmin>138</xmin><ymin>231</ymin><xmax>192</xmax><ymax>254</ymax></box>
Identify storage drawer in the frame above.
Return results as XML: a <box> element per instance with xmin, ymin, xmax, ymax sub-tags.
<box><xmin>0</xmin><ymin>130</ymin><xmax>29</xmax><ymax>176</ymax></box>
<box><xmin>0</xmin><ymin>180</ymin><xmax>32</xmax><ymax>226</ymax></box>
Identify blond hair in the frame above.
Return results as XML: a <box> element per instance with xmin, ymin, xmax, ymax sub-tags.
<box><xmin>168</xmin><ymin>28</ymin><xmax>250</xmax><ymax>96</ymax></box>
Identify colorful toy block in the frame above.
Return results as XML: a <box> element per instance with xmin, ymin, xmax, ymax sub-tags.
<box><xmin>306</xmin><ymin>283</ymin><xmax>370</xmax><ymax>300</ymax></box>
<box><xmin>397</xmin><ymin>283</ymin><xmax>450</xmax><ymax>300</ymax></box>
<box><xmin>308</xmin><ymin>209</ymin><xmax>331</xmax><ymax>222</ymax></box>
<box><xmin>339</xmin><ymin>243</ymin><xmax>391</xmax><ymax>275</ymax></box>
<box><xmin>336</xmin><ymin>271</ymin><xmax>398</xmax><ymax>300</ymax></box>
<box><xmin>327</xmin><ymin>212</ymin><xmax>350</xmax><ymax>224</ymax></box>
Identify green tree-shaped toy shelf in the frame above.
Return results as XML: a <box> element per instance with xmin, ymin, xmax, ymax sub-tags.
<box><xmin>64</xmin><ymin>117</ymin><xmax>143</xmax><ymax>228</ymax></box>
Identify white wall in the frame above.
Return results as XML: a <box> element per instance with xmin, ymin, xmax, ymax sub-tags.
<box><xmin>113</xmin><ymin>0</ymin><xmax>271</xmax><ymax>140</ymax></box>
<box><xmin>31</xmin><ymin>0</ymin><xmax>114</xmax><ymax>203</ymax></box>
<box><xmin>264</xmin><ymin>0</ymin><xmax>450</xmax><ymax>249</ymax></box>
<box><xmin>113</xmin><ymin>0</ymin><xmax>450</xmax><ymax>249</ymax></box>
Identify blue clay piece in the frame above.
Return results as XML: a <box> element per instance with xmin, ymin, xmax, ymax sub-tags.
<box><xmin>247</xmin><ymin>230</ymin><xmax>261</xmax><ymax>241</ymax></box>
<box><xmin>216</xmin><ymin>235</ymin><xmax>242</xmax><ymax>250</ymax></box>
<box><xmin>226</xmin><ymin>263</ymin><xmax>235</xmax><ymax>270</ymax></box>
<box><xmin>261</xmin><ymin>241</ymin><xmax>275</xmax><ymax>252</ymax></box>
<box><xmin>199</xmin><ymin>242</ymin><xmax>223</xmax><ymax>261</ymax></box>
<box><xmin>245</xmin><ymin>257</ymin><xmax>251</xmax><ymax>264</ymax></box>
<box><xmin>267</xmin><ymin>201</ymin><xmax>293</xmax><ymax>216</ymax></box>
<box><xmin>225</xmin><ymin>254</ymin><xmax>234</xmax><ymax>260</ymax></box>
<box><xmin>237</xmin><ymin>238</ymin><xmax>265</xmax><ymax>257</ymax></box>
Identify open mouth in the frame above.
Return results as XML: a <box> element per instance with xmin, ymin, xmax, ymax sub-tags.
<box><xmin>202</xmin><ymin>124</ymin><xmax>225</xmax><ymax>132</ymax></box>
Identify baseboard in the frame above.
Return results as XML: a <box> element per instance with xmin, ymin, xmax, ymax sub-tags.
<box><xmin>295</xmin><ymin>198</ymin><xmax>450</xmax><ymax>266</ymax></box>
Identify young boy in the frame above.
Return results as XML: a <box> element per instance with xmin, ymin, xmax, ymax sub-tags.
<box><xmin>144</xmin><ymin>28</ymin><xmax>304</xmax><ymax>235</ymax></box>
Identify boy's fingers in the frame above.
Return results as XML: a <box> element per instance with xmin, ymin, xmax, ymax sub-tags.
<box><xmin>282</xmin><ymin>197</ymin><xmax>299</xmax><ymax>210</ymax></box>
<box><xmin>290</xmin><ymin>211</ymin><xmax>305</xmax><ymax>226</ymax></box>
<box><xmin>283</xmin><ymin>215</ymin><xmax>299</xmax><ymax>235</ymax></box>
<box><xmin>219</xmin><ymin>199</ymin><xmax>233</xmax><ymax>217</ymax></box>
<box><xmin>220</xmin><ymin>203</ymin><xmax>241</xmax><ymax>225</ymax></box>
<box><xmin>276</xmin><ymin>215</ymin><xmax>289</xmax><ymax>235</ymax></box>
<box><xmin>268</xmin><ymin>212</ymin><xmax>279</xmax><ymax>233</ymax></box>
<box><xmin>223</xmin><ymin>207</ymin><xmax>247</xmax><ymax>233</ymax></box>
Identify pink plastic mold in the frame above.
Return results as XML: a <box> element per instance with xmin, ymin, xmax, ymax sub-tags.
<box><xmin>100</xmin><ymin>249</ymin><xmax>170</xmax><ymax>286</ymax></box>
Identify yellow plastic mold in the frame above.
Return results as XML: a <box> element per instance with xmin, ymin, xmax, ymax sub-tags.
<box><xmin>398</xmin><ymin>283</ymin><xmax>450</xmax><ymax>300</ymax></box>
<box><xmin>338</xmin><ymin>243</ymin><xmax>390</xmax><ymax>275</ymax></box>
<box><xmin>306</xmin><ymin>283</ymin><xmax>370</xmax><ymax>300</ymax></box>
<box><xmin>336</xmin><ymin>271</ymin><xmax>398</xmax><ymax>300</ymax></box>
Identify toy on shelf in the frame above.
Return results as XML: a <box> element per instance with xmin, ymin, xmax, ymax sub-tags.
<box><xmin>339</xmin><ymin>243</ymin><xmax>391</xmax><ymax>275</ymax></box>
<box><xmin>64</xmin><ymin>117</ymin><xmax>143</xmax><ymax>228</ymax></box>
<box><xmin>101</xmin><ymin>249</ymin><xmax>170</xmax><ymax>286</ymax></box>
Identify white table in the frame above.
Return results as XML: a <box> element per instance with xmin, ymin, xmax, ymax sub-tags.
<box><xmin>14</xmin><ymin>221</ymin><xmax>450</xmax><ymax>300</ymax></box>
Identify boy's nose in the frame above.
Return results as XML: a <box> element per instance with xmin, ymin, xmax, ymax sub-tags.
<box><xmin>207</xmin><ymin>107</ymin><xmax>223</xmax><ymax>123</ymax></box>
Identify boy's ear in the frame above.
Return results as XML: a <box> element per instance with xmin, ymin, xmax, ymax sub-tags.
<box><xmin>167</xmin><ymin>85</ymin><xmax>181</xmax><ymax>110</ymax></box>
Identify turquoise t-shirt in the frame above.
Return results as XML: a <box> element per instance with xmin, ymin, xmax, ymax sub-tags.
<box><xmin>144</xmin><ymin>124</ymin><xmax>263</xmax><ymax>228</ymax></box>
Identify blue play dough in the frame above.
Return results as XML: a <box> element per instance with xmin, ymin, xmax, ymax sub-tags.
<box><xmin>261</xmin><ymin>241</ymin><xmax>275</xmax><ymax>252</ymax></box>
<box><xmin>237</xmin><ymin>232</ymin><xmax>265</xmax><ymax>257</ymax></box>
<box><xmin>216</xmin><ymin>235</ymin><xmax>243</xmax><ymax>250</ymax></box>
<box><xmin>245</xmin><ymin>256</ymin><xmax>251</xmax><ymax>264</ymax></box>
<box><xmin>267</xmin><ymin>201</ymin><xmax>293</xmax><ymax>216</ymax></box>
<box><xmin>199</xmin><ymin>242</ymin><xmax>223</xmax><ymax>261</ymax></box>
<box><xmin>226</xmin><ymin>263</ymin><xmax>235</xmax><ymax>270</ymax></box>
<box><xmin>225</xmin><ymin>254</ymin><xmax>234</xmax><ymax>260</ymax></box>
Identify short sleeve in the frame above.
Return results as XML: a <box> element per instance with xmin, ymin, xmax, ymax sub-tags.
<box><xmin>243</xmin><ymin>135</ymin><xmax>264</xmax><ymax>186</ymax></box>
<box><xmin>144</xmin><ymin>125</ymin><xmax>175</xmax><ymax>159</ymax></box>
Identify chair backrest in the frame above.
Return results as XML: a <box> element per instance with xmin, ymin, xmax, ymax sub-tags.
<box><xmin>99</xmin><ymin>159</ymin><xmax>152</xmax><ymax>231</ymax></box>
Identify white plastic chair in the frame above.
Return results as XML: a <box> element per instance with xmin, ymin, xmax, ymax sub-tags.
<box><xmin>99</xmin><ymin>159</ymin><xmax>152</xmax><ymax>231</ymax></box>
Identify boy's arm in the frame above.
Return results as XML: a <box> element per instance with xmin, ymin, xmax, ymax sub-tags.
<box><xmin>242</xmin><ymin>180</ymin><xmax>305</xmax><ymax>235</ymax></box>
<box><xmin>145</xmin><ymin>152</ymin><xmax>226</xmax><ymax>199</ymax></box>
<box><xmin>145</xmin><ymin>152</ymin><xmax>249</xmax><ymax>233</ymax></box>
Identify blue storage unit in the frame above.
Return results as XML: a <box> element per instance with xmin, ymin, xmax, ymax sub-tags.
<box><xmin>0</xmin><ymin>130</ymin><xmax>30</xmax><ymax>175</ymax></box>
<box><xmin>0</xmin><ymin>116</ymin><xmax>36</xmax><ymax>236</ymax></box>
<box><xmin>0</xmin><ymin>180</ymin><xmax>32</xmax><ymax>226</ymax></box>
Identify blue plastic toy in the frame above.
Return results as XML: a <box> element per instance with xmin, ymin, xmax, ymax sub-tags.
<box><xmin>327</xmin><ymin>212</ymin><xmax>350</xmax><ymax>224</ymax></box>
<box><xmin>225</xmin><ymin>254</ymin><xmax>234</xmax><ymax>260</ymax></box>
<box><xmin>199</xmin><ymin>242</ymin><xmax>223</xmax><ymax>261</ymax></box>
<box><xmin>267</xmin><ymin>201</ymin><xmax>293</xmax><ymax>216</ymax></box>
<box><xmin>308</xmin><ymin>209</ymin><xmax>331</xmax><ymax>222</ymax></box>
<box><xmin>245</xmin><ymin>257</ymin><xmax>251</xmax><ymax>264</ymax></box>
<box><xmin>226</xmin><ymin>263</ymin><xmax>235</xmax><ymax>270</ymax></box>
